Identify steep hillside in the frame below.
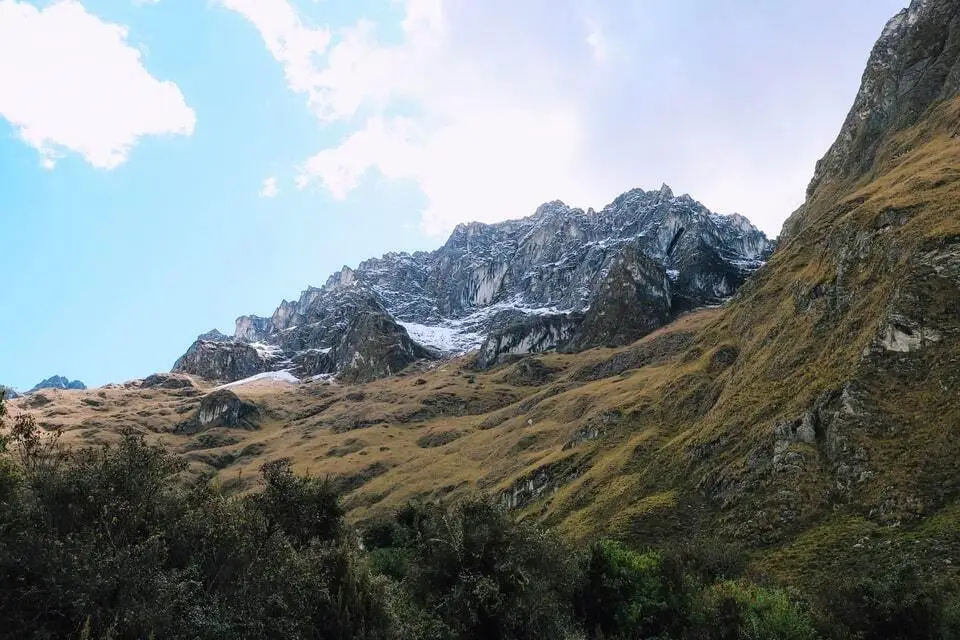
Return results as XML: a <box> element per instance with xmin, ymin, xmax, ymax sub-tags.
<box><xmin>6</xmin><ymin>0</ymin><xmax>960</xmax><ymax>593</ymax></box>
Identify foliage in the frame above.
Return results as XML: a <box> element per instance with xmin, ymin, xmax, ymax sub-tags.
<box><xmin>0</xmin><ymin>401</ymin><xmax>392</xmax><ymax>640</ymax></box>
<box><xmin>574</xmin><ymin>540</ymin><xmax>671</xmax><ymax>638</ymax></box>
<box><xmin>812</xmin><ymin>560</ymin><xmax>960</xmax><ymax>640</ymax></box>
<box><xmin>694</xmin><ymin>581</ymin><xmax>817</xmax><ymax>640</ymax></box>
<box><xmin>364</xmin><ymin>499</ymin><xmax>581</xmax><ymax>640</ymax></box>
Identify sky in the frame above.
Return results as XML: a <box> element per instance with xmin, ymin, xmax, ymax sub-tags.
<box><xmin>0</xmin><ymin>0</ymin><xmax>909</xmax><ymax>390</ymax></box>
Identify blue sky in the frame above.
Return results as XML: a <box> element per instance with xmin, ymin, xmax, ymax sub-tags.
<box><xmin>0</xmin><ymin>0</ymin><xmax>907</xmax><ymax>390</ymax></box>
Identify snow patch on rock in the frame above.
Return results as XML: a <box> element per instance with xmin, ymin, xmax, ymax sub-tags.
<box><xmin>215</xmin><ymin>370</ymin><xmax>300</xmax><ymax>390</ymax></box>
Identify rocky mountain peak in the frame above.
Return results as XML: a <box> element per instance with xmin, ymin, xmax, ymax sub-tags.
<box><xmin>174</xmin><ymin>184</ymin><xmax>773</xmax><ymax>383</ymax></box>
<box><xmin>30</xmin><ymin>375</ymin><xmax>86</xmax><ymax>392</ymax></box>
<box><xmin>785</xmin><ymin>0</ymin><xmax>960</xmax><ymax>238</ymax></box>
<box><xmin>324</xmin><ymin>266</ymin><xmax>359</xmax><ymax>291</ymax></box>
<box><xmin>1</xmin><ymin>376</ymin><xmax>86</xmax><ymax>399</ymax></box>
<box><xmin>532</xmin><ymin>200</ymin><xmax>572</xmax><ymax>218</ymax></box>
<box><xmin>198</xmin><ymin>329</ymin><xmax>232</xmax><ymax>343</ymax></box>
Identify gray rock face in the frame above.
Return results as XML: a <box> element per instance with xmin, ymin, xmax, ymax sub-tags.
<box><xmin>29</xmin><ymin>376</ymin><xmax>86</xmax><ymax>392</ymax></box>
<box><xmin>867</xmin><ymin>238</ymin><xmax>960</xmax><ymax>355</ymax></box>
<box><xmin>785</xmin><ymin>0</ymin><xmax>960</xmax><ymax>239</ymax></box>
<box><xmin>173</xmin><ymin>339</ymin><xmax>280</xmax><ymax>383</ymax></box>
<box><xmin>352</xmin><ymin>185</ymin><xmax>770</xmax><ymax>323</ymax></box>
<box><xmin>475</xmin><ymin>314</ymin><xmax>583</xmax><ymax>369</ymax></box>
<box><xmin>177</xmin><ymin>389</ymin><xmax>260</xmax><ymax>434</ymax></box>
<box><xmin>141</xmin><ymin>373</ymin><xmax>196</xmax><ymax>390</ymax></box>
<box><xmin>175</xmin><ymin>184</ymin><xmax>772</xmax><ymax>382</ymax></box>
<box><xmin>174</xmin><ymin>282</ymin><xmax>433</xmax><ymax>383</ymax></box>
<box><xmin>569</xmin><ymin>245</ymin><xmax>672</xmax><ymax>350</ymax></box>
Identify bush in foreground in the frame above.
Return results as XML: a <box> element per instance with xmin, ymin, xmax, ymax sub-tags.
<box><xmin>0</xmin><ymin>407</ymin><xmax>391</xmax><ymax>639</ymax></box>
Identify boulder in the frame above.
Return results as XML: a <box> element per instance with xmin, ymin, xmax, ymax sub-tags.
<box><xmin>176</xmin><ymin>389</ymin><xmax>261</xmax><ymax>434</ymax></box>
<box><xmin>141</xmin><ymin>373</ymin><xmax>196</xmax><ymax>390</ymax></box>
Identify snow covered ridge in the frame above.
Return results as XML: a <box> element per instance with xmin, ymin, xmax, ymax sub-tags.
<box><xmin>215</xmin><ymin>371</ymin><xmax>300</xmax><ymax>391</ymax></box>
<box><xmin>398</xmin><ymin>322</ymin><xmax>481</xmax><ymax>355</ymax></box>
<box><xmin>397</xmin><ymin>296</ymin><xmax>570</xmax><ymax>355</ymax></box>
<box><xmin>174</xmin><ymin>184</ymin><xmax>774</xmax><ymax>383</ymax></box>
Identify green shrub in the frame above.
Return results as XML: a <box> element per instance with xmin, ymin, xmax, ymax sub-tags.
<box><xmin>813</xmin><ymin>560</ymin><xmax>960</xmax><ymax>640</ymax></box>
<box><xmin>574</xmin><ymin>540</ymin><xmax>675</xmax><ymax>639</ymax></box>
<box><xmin>366</xmin><ymin>498</ymin><xmax>581</xmax><ymax>640</ymax></box>
<box><xmin>696</xmin><ymin>580</ymin><xmax>816</xmax><ymax>640</ymax></box>
<box><xmin>0</xmin><ymin>411</ymin><xmax>392</xmax><ymax>639</ymax></box>
<box><xmin>252</xmin><ymin>457</ymin><xmax>343</xmax><ymax>547</ymax></box>
<box><xmin>660</xmin><ymin>539</ymin><xmax>747</xmax><ymax>585</ymax></box>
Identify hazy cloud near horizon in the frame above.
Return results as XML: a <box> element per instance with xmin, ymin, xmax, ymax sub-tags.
<box><xmin>227</xmin><ymin>0</ymin><xmax>908</xmax><ymax>237</ymax></box>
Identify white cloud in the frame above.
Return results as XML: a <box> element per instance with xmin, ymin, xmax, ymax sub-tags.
<box><xmin>259</xmin><ymin>176</ymin><xmax>279</xmax><ymax>198</ymax></box>
<box><xmin>0</xmin><ymin>0</ymin><xmax>195</xmax><ymax>169</ymax></box>
<box><xmin>272</xmin><ymin>0</ymin><xmax>597</xmax><ymax>235</ymax></box>
<box><xmin>584</xmin><ymin>18</ymin><xmax>608</xmax><ymax>63</ymax></box>
<box><xmin>228</xmin><ymin>0</ymin><xmax>908</xmax><ymax>238</ymax></box>
<box><xmin>300</xmin><ymin>108</ymin><xmax>586</xmax><ymax>235</ymax></box>
<box><xmin>218</xmin><ymin>0</ymin><xmax>330</xmax><ymax>101</ymax></box>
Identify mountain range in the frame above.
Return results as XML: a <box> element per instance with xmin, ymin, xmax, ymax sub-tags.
<box><xmin>173</xmin><ymin>184</ymin><xmax>773</xmax><ymax>382</ymax></box>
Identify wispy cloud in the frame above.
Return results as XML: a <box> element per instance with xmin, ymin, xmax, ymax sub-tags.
<box><xmin>222</xmin><ymin>0</ymin><xmax>590</xmax><ymax>236</ymax></box>
<box><xmin>584</xmin><ymin>18</ymin><xmax>608</xmax><ymax>63</ymax></box>
<box><xmin>218</xmin><ymin>0</ymin><xmax>330</xmax><ymax>103</ymax></box>
<box><xmin>0</xmin><ymin>0</ymin><xmax>195</xmax><ymax>170</ymax></box>
<box><xmin>259</xmin><ymin>176</ymin><xmax>279</xmax><ymax>198</ymax></box>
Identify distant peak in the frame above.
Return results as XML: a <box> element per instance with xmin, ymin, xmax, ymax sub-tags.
<box><xmin>533</xmin><ymin>200</ymin><xmax>569</xmax><ymax>217</ymax></box>
<box><xmin>30</xmin><ymin>375</ymin><xmax>86</xmax><ymax>392</ymax></box>
<box><xmin>339</xmin><ymin>266</ymin><xmax>357</xmax><ymax>286</ymax></box>
<box><xmin>322</xmin><ymin>266</ymin><xmax>358</xmax><ymax>292</ymax></box>
<box><xmin>657</xmin><ymin>183</ymin><xmax>674</xmax><ymax>199</ymax></box>
<box><xmin>199</xmin><ymin>329</ymin><xmax>231</xmax><ymax>343</ymax></box>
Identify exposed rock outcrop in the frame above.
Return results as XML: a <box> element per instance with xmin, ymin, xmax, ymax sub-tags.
<box><xmin>177</xmin><ymin>389</ymin><xmax>260</xmax><ymax>434</ymax></box>
<box><xmin>173</xmin><ymin>339</ymin><xmax>281</xmax><ymax>383</ymax></box>
<box><xmin>141</xmin><ymin>373</ymin><xmax>196</xmax><ymax>390</ymax></box>
<box><xmin>475</xmin><ymin>314</ymin><xmax>582</xmax><ymax>369</ymax></box>
<box><xmin>785</xmin><ymin>0</ymin><xmax>960</xmax><ymax>239</ymax></box>
<box><xmin>568</xmin><ymin>245</ymin><xmax>672</xmax><ymax>350</ymax></box>
<box><xmin>866</xmin><ymin>239</ymin><xmax>960</xmax><ymax>355</ymax></box>
<box><xmin>174</xmin><ymin>283</ymin><xmax>433</xmax><ymax>384</ymax></box>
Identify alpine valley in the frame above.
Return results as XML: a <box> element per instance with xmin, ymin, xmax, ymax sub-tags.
<box><xmin>6</xmin><ymin>0</ymin><xmax>960</xmax><ymax>613</ymax></box>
